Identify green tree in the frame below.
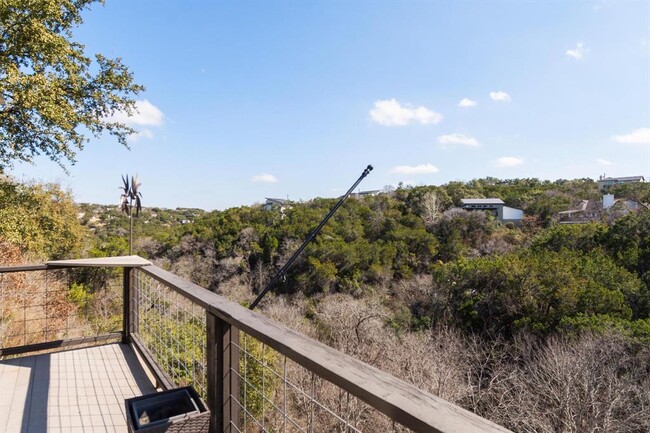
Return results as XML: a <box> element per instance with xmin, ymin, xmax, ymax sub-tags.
<box><xmin>430</xmin><ymin>249</ymin><xmax>641</xmax><ymax>337</ymax></box>
<box><xmin>0</xmin><ymin>178</ymin><xmax>85</xmax><ymax>259</ymax></box>
<box><xmin>0</xmin><ymin>0</ymin><xmax>143</xmax><ymax>169</ymax></box>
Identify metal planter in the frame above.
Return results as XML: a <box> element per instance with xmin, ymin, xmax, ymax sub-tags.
<box><xmin>125</xmin><ymin>387</ymin><xmax>210</xmax><ymax>433</ymax></box>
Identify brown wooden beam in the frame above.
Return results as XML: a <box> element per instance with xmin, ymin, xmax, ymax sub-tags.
<box><xmin>0</xmin><ymin>333</ymin><xmax>122</xmax><ymax>357</ymax></box>
<box><xmin>122</xmin><ymin>267</ymin><xmax>132</xmax><ymax>344</ymax></box>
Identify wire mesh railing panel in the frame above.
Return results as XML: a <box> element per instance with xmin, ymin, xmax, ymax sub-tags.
<box><xmin>133</xmin><ymin>269</ymin><xmax>207</xmax><ymax>398</ymax></box>
<box><xmin>230</xmin><ymin>331</ymin><xmax>416</xmax><ymax>433</ymax></box>
<box><xmin>0</xmin><ymin>268</ymin><xmax>123</xmax><ymax>350</ymax></box>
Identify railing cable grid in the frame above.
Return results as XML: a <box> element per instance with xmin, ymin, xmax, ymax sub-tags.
<box><xmin>133</xmin><ymin>269</ymin><xmax>208</xmax><ymax>398</ymax></box>
<box><xmin>0</xmin><ymin>268</ymin><xmax>122</xmax><ymax>350</ymax></box>
<box><xmin>230</xmin><ymin>331</ymin><xmax>414</xmax><ymax>433</ymax></box>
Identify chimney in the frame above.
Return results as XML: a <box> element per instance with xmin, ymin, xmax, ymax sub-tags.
<box><xmin>603</xmin><ymin>194</ymin><xmax>615</xmax><ymax>209</ymax></box>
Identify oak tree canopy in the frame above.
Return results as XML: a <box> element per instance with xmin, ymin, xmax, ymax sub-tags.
<box><xmin>0</xmin><ymin>0</ymin><xmax>143</xmax><ymax>170</ymax></box>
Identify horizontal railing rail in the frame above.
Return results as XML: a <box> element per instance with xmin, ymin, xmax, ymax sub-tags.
<box><xmin>0</xmin><ymin>263</ymin><xmax>128</xmax><ymax>357</ymax></box>
<box><xmin>0</xmin><ymin>258</ymin><xmax>511</xmax><ymax>433</ymax></box>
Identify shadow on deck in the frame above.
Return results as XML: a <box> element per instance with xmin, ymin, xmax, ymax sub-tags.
<box><xmin>0</xmin><ymin>343</ymin><xmax>155</xmax><ymax>433</ymax></box>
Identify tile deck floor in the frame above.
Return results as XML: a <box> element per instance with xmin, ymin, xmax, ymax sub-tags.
<box><xmin>0</xmin><ymin>343</ymin><xmax>157</xmax><ymax>433</ymax></box>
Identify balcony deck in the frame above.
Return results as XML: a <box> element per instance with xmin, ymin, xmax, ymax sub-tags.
<box><xmin>0</xmin><ymin>343</ymin><xmax>156</xmax><ymax>433</ymax></box>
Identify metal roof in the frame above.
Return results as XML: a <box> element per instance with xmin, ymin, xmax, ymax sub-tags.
<box><xmin>461</xmin><ymin>198</ymin><xmax>505</xmax><ymax>205</ymax></box>
<box><xmin>599</xmin><ymin>176</ymin><xmax>645</xmax><ymax>182</ymax></box>
<box><xmin>265</xmin><ymin>198</ymin><xmax>288</xmax><ymax>204</ymax></box>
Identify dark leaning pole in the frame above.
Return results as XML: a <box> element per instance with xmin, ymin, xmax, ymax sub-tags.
<box><xmin>249</xmin><ymin>164</ymin><xmax>374</xmax><ymax>310</ymax></box>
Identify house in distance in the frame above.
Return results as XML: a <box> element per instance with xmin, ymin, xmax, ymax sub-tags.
<box><xmin>597</xmin><ymin>175</ymin><xmax>645</xmax><ymax>191</ymax></box>
<box><xmin>264</xmin><ymin>197</ymin><xmax>291</xmax><ymax>212</ymax></box>
<box><xmin>461</xmin><ymin>198</ymin><xmax>524</xmax><ymax>224</ymax></box>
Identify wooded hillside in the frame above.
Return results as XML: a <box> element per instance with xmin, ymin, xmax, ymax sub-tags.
<box><xmin>1</xmin><ymin>175</ymin><xmax>649</xmax><ymax>432</ymax></box>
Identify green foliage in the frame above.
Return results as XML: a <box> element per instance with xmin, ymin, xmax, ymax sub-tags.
<box><xmin>87</xmin><ymin>175</ymin><xmax>647</xmax><ymax>344</ymax></box>
<box><xmin>531</xmin><ymin>222</ymin><xmax>607</xmax><ymax>254</ymax></box>
<box><xmin>607</xmin><ymin>182</ymin><xmax>650</xmax><ymax>203</ymax></box>
<box><xmin>430</xmin><ymin>249</ymin><xmax>643</xmax><ymax>337</ymax></box>
<box><xmin>0</xmin><ymin>0</ymin><xmax>144</xmax><ymax>169</ymax></box>
<box><xmin>140</xmin><ymin>312</ymin><xmax>207</xmax><ymax>395</ymax></box>
<box><xmin>67</xmin><ymin>282</ymin><xmax>93</xmax><ymax>309</ymax></box>
<box><xmin>241</xmin><ymin>334</ymin><xmax>278</xmax><ymax>420</ymax></box>
<box><xmin>602</xmin><ymin>212</ymin><xmax>650</xmax><ymax>277</ymax></box>
<box><xmin>432</xmin><ymin>209</ymin><xmax>495</xmax><ymax>261</ymax></box>
<box><xmin>0</xmin><ymin>178</ymin><xmax>85</xmax><ymax>259</ymax></box>
<box><xmin>559</xmin><ymin>314</ymin><xmax>650</xmax><ymax>343</ymax></box>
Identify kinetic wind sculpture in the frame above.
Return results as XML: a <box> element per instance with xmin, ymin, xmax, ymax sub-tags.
<box><xmin>119</xmin><ymin>175</ymin><xmax>142</xmax><ymax>255</ymax></box>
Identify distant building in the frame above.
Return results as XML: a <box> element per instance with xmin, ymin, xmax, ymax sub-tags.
<box><xmin>597</xmin><ymin>175</ymin><xmax>645</xmax><ymax>191</ymax></box>
<box><xmin>557</xmin><ymin>194</ymin><xmax>648</xmax><ymax>224</ymax></box>
<box><xmin>264</xmin><ymin>198</ymin><xmax>291</xmax><ymax>212</ymax></box>
<box><xmin>460</xmin><ymin>198</ymin><xmax>524</xmax><ymax>224</ymax></box>
<box><xmin>339</xmin><ymin>190</ymin><xmax>382</xmax><ymax>199</ymax></box>
<box><xmin>557</xmin><ymin>200</ymin><xmax>602</xmax><ymax>223</ymax></box>
<box><xmin>352</xmin><ymin>190</ymin><xmax>381</xmax><ymax>198</ymax></box>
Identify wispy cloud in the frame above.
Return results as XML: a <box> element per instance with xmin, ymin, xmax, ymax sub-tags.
<box><xmin>110</xmin><ymin>100</ymin><xmax>164</xmax><ymax>143</ymax></box>
<box><xmin>593</xmin><ymin>0</ymin><xmax>615</xmax><ymax>11</ymax></box>
<box><xmin>596</xmin><ymin>158</ymin><xmax>612</xmax><ymax>166</ymax></box>
<box><xmin>566</xmin><ymin>42</ymin><xmax>587</xmax><ymax>60</ymax></box>
<box><xmin>128</xmin><ymin>129</ymin><xmax>155</xmax><ymax>143</ymax></box>
<box><xmin>492</xmin><ymin>156</ymin><xmax>523</xmax><ymax>167</ymax></box>
<box><xmin>438</xmin><ymin>133</ymin><xmax>480</xmax><ymax>148</ymax></box>
<box><xmin>370</xmin><ymin>99</ymin><xmax>442</xmax><ymax>126</ymax></box>
<box><xmin>612</xmin><ymin>127</ymin><xmax>650</xmax><ymax>145</ymax></box>
<box><xmin>390</xmin><ymin>164</ymin><xmax>439</xmax><ymax>175</ymax></box>
<box><xmin>458</xmin><ymin>98</ymin><xmax>477</xmax><ymax>108</ymax></box>
<box><xmin>111</xmin><ymin>99</ymin><xmax>165</xmax><ymax>127</ymax></box>
<box><xmin>489</xmin><ymin>91</ymin><xmax>511</xmax><ymax>102</ymax></box>
<box><xmin>251</xmin><ymin>173</ymin><xmax>279</xmax><ymax>183</ymax></box>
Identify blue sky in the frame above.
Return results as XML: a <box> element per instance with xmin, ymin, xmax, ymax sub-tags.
<box><xmin>8</xmin><ymin>0</ymin><xmax>650</xmax><ymax>210</ymax></box>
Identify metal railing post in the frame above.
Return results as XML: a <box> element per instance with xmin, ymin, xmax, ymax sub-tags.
<box><xmin>207</xmin><ymin>312</ymin><xmax>241</xmax><ymax>433</ymax></box>
<box><xmin>122</xmin><ymin>267</ymin><xmax>132</xmax><ymax>344</ymax></box>
<box><xmin>131</xmin><ymin>268</ymin><xmax>139</xmax><ymax>336</ymax></box>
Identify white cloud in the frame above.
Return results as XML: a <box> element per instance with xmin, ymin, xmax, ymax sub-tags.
<box><xmin>110</xmin><ymin>99</ymin><xmax>165</xmax><ymax>127</ymax></box>
<box><xmin>489</xmin><ymin>91</ymin><xmax>511</xmax><ymax>102</ymax></box>
<box><xmin>566</xmin><ymin>42</ymin><xmax>587</xmax><ymax>60</ymax></box>
<box><xmin>370</xmin><ymin>99</ymin><xmax>443</xmax><ymax>126</ymax></box>
<box><xmin>251</xmin><ymin>173</ymin><xmax>278</xmax><ymax>183</ymax></box>
<box><xmin>612</xmin><ymin>127</ymin><xmax>650</xmax><ymax>145</ymax></box>
<box><xmin>390</xmin><ymin>164</ymin><xmax>439</xmax><ymax>175</ymax></box>
<box><xmin>438</xmin><ymin>133</ymin><xmax>480</xmax><ymax>147</ymax></box>
<box><xmin>458</xmin><ymin>98</ymin><xmax>477</xmax><ymax>108</ymax></box>
<box><xmin>492</xmin><ymin>156</ymin><xmax>523</xmax><ymax>167</ymax></box>
<box><xmin>596</xmin><ymin>158</ymin><xmax>612</xmax><ymax>166</ymax></box>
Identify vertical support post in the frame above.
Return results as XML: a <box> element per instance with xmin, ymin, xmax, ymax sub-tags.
<box><xmin>122</xmin><ymin>267</ymin><xmax>132</xmax><ymax>344</ymax></box>
<box><xmin>207</xmin><ymin>312</ymin><xmax>241</xmax><ymax>433</ymax></box>
<box><xmin>131</xmin><ymin>268</ymin><xmax>139</xmax><ymax>336</ymax></box>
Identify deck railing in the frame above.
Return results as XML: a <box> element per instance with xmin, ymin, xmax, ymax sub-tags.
<box><xmin>0</xmin><ymin>257</ymin><xmax>511</xmax><ymax>433</ymax></box>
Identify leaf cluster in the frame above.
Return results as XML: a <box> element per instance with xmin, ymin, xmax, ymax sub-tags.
<box><xmin>0</xmin><ymin>176</ymin><xmax>85</xmax><ymax>259</ymax></box>
<box><xmin>0</xmin><ymin>0</ymin><xmax>143</xmax><ymax>169</ymax></box>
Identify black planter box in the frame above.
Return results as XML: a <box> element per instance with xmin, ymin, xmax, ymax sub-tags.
<box><xmin>125</xmin><ymin>387</ymin><xmax>210</xmax><ymax>433</ymax></box>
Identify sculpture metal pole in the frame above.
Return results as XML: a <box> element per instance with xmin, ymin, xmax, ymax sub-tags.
<box><xmin>249</xmin><ymin>164</ymin><xmax>373</xmax><ymax>310</ymax></box>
